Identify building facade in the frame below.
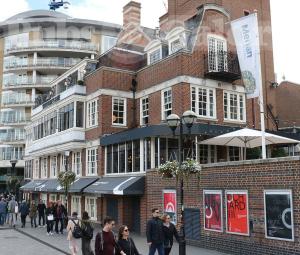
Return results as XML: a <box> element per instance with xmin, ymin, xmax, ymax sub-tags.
<box><xmin>0</xmin><ymin>10</ymin><xmax>120</xmax><ymax>192</ymax></box>
<box><xmin>21</xmin><ymin>1</ymin><xmax>300</xmax><ymax>254</ymax></box>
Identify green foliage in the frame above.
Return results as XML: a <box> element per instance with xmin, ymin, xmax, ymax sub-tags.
<box><xmin>158</xmin><ymin>159</ymin><xmax>201</xmax><ymax>178</ymax></box>
<box><xmin>158</xmin><ymin>161</ymin><xmax>179</xmax><ymax>178</ymax></box>
<box><xmin>246</xmin><ymin>148</ymin><xmax>261</xmax><ymax>160</ymax></box>
<box><xmin>77</xmin><ymin>80</ymin><xmax>85</xmax><ymax>85</ymax></box>
<box><xmin>271</xmin><ymin>147</ymin><xmax>288</xmax><ymax>158</ymax></box>
<box><xmin>6</xmin><ymin>177</ymin><xmax>20</xmax><ymax>193</ymax></box>
<box><xmin>58</xmin><ymin>171</ymin><xmax>76</xmax><ymax>196</ymax></box>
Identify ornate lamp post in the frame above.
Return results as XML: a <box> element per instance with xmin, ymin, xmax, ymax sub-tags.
<box><xmin>166</xmin><ymin>110</ymin><xmax>197</xmax><ymax>255</ymax></box>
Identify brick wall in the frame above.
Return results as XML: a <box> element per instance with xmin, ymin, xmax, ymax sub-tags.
<box><xmin>143</xmin><ymin>157</ymin><xmax>300</xmax><ymax>255</ymax></box>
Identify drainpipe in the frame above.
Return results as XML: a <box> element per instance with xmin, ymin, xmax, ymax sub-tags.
<box><xmin>131</xmin><ymin>76</ymin><xmax>137</xmax><ymax>128</ymax></box>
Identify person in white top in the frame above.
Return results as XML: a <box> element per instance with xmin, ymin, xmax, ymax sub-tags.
<box><xmin>67</xmin><ymin>211</ymin><xmax>80</xmax><ymax>255</ymax></box>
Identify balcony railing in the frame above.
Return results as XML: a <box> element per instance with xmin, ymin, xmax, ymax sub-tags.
<box><xmin>2</xmin><ymin>94</ymin><xmax>33</xmax><ymax>106</ymax></box>
<box><xmin>6</xmin><ymin>40</ymin><xmax>98</xmax><ymax>53</ymax></box>
<box><xmin>0</xmin><ymin>135</ymin><xmax>25</xmax><ymax>142</ymax></box>
<box><xmin>204</xmin><ymin>51</ymin><xmax>241</xmax><ymax>82</ymax></box>
<box><xmin>0</xmin><ymin>116</ymin><xmax>31</xmax><ymax>125</ymax></box>
<box><xmin>3</xmin><ymin>75</ymin><xmax>58</xmax><ymax>88</ymax></box>
<box><xmin>0</xmin><ymin>175</ymin><xmax>23</xmax><ymax>182</ymax></box>
<box><xmin>4</xmin><ymin>58</ymin><xmax>81</xmax><ymax>70</ymax></box>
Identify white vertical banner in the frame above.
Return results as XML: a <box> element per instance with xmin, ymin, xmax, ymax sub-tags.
<box><xmin>231</xmin><ymin>13</ymin><xmax>261</xmax><ymax>99</ymax></box>
<box><xmin>231</xmin><ymin>13</ymin><xmax>266</xmax><ymax>159</ymax></box>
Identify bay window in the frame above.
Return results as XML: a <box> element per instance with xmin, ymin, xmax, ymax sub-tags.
<box><xmin>71</xmin><ymin>196</ymin><xmax>81</xmax><ymax>217</ymax></box>
<box><xmin>50</xmin><ymin>156</ymin><xmax>57</xmax><ymax>178</ymax></box>
<box><xmin>72</xmin><ymin>151</ymin><xmax>81</xmax><ymax>176</ymax></box>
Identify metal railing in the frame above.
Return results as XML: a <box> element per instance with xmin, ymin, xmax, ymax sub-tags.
<box><xmin>2</xmin><ymin>94</ymin><xmax>33</xmax><ymax>106</ymax></box>
<box><xmin>0</xmin><ymin>134</ymin><xmax>26</xmax><ymax>142</ymax></box>
<box><xmin>6</xmin><ymin>40</ymin><xmax>98</xmax><ymax>53</ymax></box>
<box><xmin>4</xmin><ymin>57</ymin><xmax>81</xmax><ymax>70</ymax></box>
<box><xmin>3</xmin><ymin>75</ymin><xmax>58</xmax><ymax>87</ymax></box>
<box><xmin>0</xmin><ymin>115</ymin><xmax>31</xmax><ymax>124</ymax></box>
<box><xmin>204</xmin><ymin>51</ymin><xmax>241</xmax><ymax>82</ymax></box>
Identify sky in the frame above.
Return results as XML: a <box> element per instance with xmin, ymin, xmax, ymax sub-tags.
<box><xmin>0</xmin><ymin>0</ymin><xmax>298</xmax><ymax>84</ymax></box>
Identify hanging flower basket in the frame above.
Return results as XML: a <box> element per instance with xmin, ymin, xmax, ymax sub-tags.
<box><xmin>158</xmin><ymin>161</ymin><xmax>179</xmax><ymax>178</ymax></box>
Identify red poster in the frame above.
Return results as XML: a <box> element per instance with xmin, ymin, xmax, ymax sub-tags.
<box><xmin>226</xmin><ymin>192</ymin><xmax>249</xmax><ymax>235</ymax></box>
<box><xmin>204</xmin><ymin>191</ymin><xmax>222</xmax><ymax>231</ymax></box>
<box><xmin>163</xmin><ymin>190</ymin><xmax>177</xmax><ymax>224</ymax></box>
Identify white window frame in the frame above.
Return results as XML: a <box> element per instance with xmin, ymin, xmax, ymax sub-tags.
<box><xmin>169</xmin><ymin>37</ymin><xmax>184</xmax><ymax>54</ymax></box>
<box><xmin>140</xmin><ymin>96</ymin><xmax>149</xmax><ymax>126</ymax></box>
<box><xmin>112</xmin><ymin>97</ymin><xmax>127</xmax><ymax>127</ymax></box>
<box><xmin>85</xmin><ymin>196</ymin><xmax>97</xmax><ymax>221</ymax></box>
<box><xmin>41</xmin><ymin>193</ymin><xmax>47</xmax><ymax>205</ymax></box>
<box><xmin>207</xmin><ymin>34</ymin><xmax>228</xmax><ymax>72</ymax></box>
<box><xmin>50</xmin><ymin>155</ymin><xmax>57</xmax><ymax>178</ymax></box>
<box><xmin>264</xmin><ymin>190</ymin><xmax>294</xmax><ymax>242</ymax></box>
<box><xmin>148</xmin><ymin>47</ymin><xmax>162</xmax><ymax>65</ymax></box>
<box><xmin>60</xmin><ymin>155</ymin><xmax>66</xmax><ymax>172</ymax></box>
<box><xmin>41</xmin><ymin>157</ymin><xmax>47</xmax><ymax>179</ymax></box>
<box><xmin>161</xmin><ymin>88</ymin><xmax>172</xmax><ymax>121</ymax></box>
<box><xmin>72</xmin><ymin>151</ymin><xmax>82</xmax><ymax>176</ymax></box>
<box><xmin>86</xmin><ymin>147</ymin><xmax>97</xmax><ymax>176</ymax></box>
<box><xmin>71</xmin><ymin>196</ymin><xmax>81</xmax><ymax>218</ymax></box>
<box><xmin>225</xmin><ymin>190</ymin><xmax>249</xmax><ymax>236</ymax></box>
<box><xmin>101</xmin><ymin>35</ymin><xmax>117</xmax><ymax>54</ymax></box>
<box><xmin>86</xmin><ymin>99</ymin><xmax>98</xmax><ymax>128</ymax></box>
<box><xmin>49</xmin><ymin>194</ymin><xmax>57</xmax><ymax>203</ymax></box>
<box><xmin>33</xmin><ymin>159</ymin><xmax>39</xmax><ymax>179</ymax></box>
<box><xmin>223</xmin><ymin>91</ymin><xmax>246</xmax><ymax>122</ymax></box>
<box><xmin>191</xmin><ymin>85</ymin><xmax>216</xmax><ymax>119</ymax></box>
<box><xmin>227</xmin><ymin>147</ymin><xmax>242</xmax><ymax>161</ymax></box>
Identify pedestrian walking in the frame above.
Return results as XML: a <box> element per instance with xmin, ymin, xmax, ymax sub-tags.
<box><xmin>162</xmin><ymin>214</ymin><xmax>179</xmax><ymax>255</ymax></box>
<box><xmin>29</xmin><ymin>201</ymin><xmax>38</xmax><ymax>228</ymax></box>
<box><xmin>116</xmin><ymin>225</ymin><xmax>141</xmax><ymax>255</ymax></box>
<box><xmin>95</xmin><ymin>216</ymin><xmax>125</xmax><ymax>255</ymax></box>
<box><xmin>37</xmin><ymin>199</ymin><xmax>46</xmax><ymax>227</ymax></box>
<box><xmin>0</xmin><ymin>198</ymin><xmax>7</xmax><ymax>225</ymax></box>
<box><xmin>8</xmin><ymin>196</ymin><xmax>18</xmax><ymax>227</ymax></box>
<box><xmin>19</xmin><ymin>200</ymin><xmax>29</xmax><ymax>228</ymax></box>
<box><xmin>81</xmin><ymin>211</ymin><xmax>94</xmax><ymax>255</ymax></box>
<box><xmin>146</xmin><ymin>208</ymin><xmax>165</xmax><ymax>255</ymax></box>
<box><xmin>66</xmin><ymin>212</ymin><xmax>81</xmax><ymax>255</ymax></box>
<box><xmin>46</xmin><ymin>202</ymin><xmax>55</xmax><ymax>235</ymax></box>
<box><xmin>54</xmin><ymin>200</ymin><xmax>67</xmax><ymax>234</ymax></box>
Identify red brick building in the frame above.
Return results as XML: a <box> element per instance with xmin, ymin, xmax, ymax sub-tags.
<box><xmin>21</xmin><ymin>1</ymin><xmax>300</xmax><ymax>254</ymax></box>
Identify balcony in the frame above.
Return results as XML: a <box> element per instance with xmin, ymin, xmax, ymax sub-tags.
<box><xmin>0</xmin><ymin>135</ymin><xmax>25</xmax><ymax>144</ymax></box>
<box><xmin>33</xmin><ymin>84</ymin><xmax>86</xmax><ymax>115</ymax></box>
<box><xmin>5</xmin><ymin>40</ymin><xmax>98</xmax><ymax>55</ymax></box>
<box><xmin>3</xmin><ymin>75</ymin><xmax>57</xmax><ymax>90</ymax></box>
<box><xmin>1</xmin><ymin>94</ymin><xmax>34</xmax><ymax>108</ymax></box>
<box><xmin>204</xmin><ymin>51</ymin><xmax>241</xmax><ymax>82</ymax></box>
<box><xmin>0</xmin><ymin>116</ymin><xmax>31</xmax><ymax>126</ymax></box>
<box><xmin>4</xmin><ymin>58</ymin><xmax>81</xmax><ymax>72</ymax></box>
<box><xmin>0</xmin><ymin>175</ymin><xmax>24</xmax><ymax>182</ymax></box>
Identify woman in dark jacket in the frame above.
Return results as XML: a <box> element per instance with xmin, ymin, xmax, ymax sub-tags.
<box><xmin>162</xmin><ymin>214</ymin><xmax>180</xmax><ymax>255</ymax></box>
<box><xmin>81</xmin><ymin>211</ymin><xmax>94</xmax><ymax>255</ymax></box>
<box><xmin>116</xmin><ymin>225</ymin><xmax>140</xmax><ymax>255</ymax></box>
<box><xmin>45</xmin><ymin>202</ymin><xmax>55</xmax><ymax>235</ymax></box>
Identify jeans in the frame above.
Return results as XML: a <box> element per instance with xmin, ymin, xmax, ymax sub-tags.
<box><xmin>9</xmin><ymin>213</ymin><xmax>16</xmax><ymax>226</ymax></box>
<box><xmin>82</xmin><ymin>238</ymin><xmax>93</xmax><ymax>255</ymax></box>
<box><xmin>47</xmin><ymin>220</ymin><xmax>54</xmax><ymax>233</ymax></box>
<box><xmin>39</xmin><ymin>214</ymin><xmax>45</xmax><ymax>226</ymax></box>
<box><xmin>0</xmin><ymin>212</ymin><xmax>5</xmax><ymax>225</ymax></box>
<box><xmin>55</xmin><ymin>218</ymin><xmax>64</xmax><ymax>233</ymax></box>
<box><xmin>149</xmin><ymin>243</ymin><xmax>165</xmax><ymax>255</ymax></box>
<box><xmin>31</xmin><ymin>216</ymin><xmax>37</xmax><ymax>227</ymax></box>
<box><xmin>164</xmin><ymin>248</ymin><xmax>172</xmax><ymax>255</ymax></box>
<box><xmin>21</xmin><ymin>214</ymin><xmax>27</xmax><ymax>227</ymax></box>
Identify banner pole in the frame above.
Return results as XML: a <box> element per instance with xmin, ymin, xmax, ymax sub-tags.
<box><xmin>259</xmin><ymin>78</ymin><xmax>267</xmax><ymax>159</ymax></box>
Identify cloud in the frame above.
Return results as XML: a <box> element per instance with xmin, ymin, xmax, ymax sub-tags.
<box><xmin>61</xmin><ymin>0</ymin><xmax>167</xmax><ymax>28</ymax></box>
<box><xmin>0</xmin><ymin>0</ymin><xmax>30</xmax><ymax>21</ymax></box>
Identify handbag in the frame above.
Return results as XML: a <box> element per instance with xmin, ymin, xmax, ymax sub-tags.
<box><xmin>47</xmin><ymin>214</ymin><xmax>54</xmax><ymax>221</ymax></box>
<box><xmin>14</xmin><ymin>205</ymin><xmax>19</xmax><ymax>214</ymax></box>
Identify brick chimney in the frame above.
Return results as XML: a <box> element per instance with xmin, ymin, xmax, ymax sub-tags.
<box><xmin>123</xmin><ymin>1</ymin><xmax>141</xmax><ymax>27</ymax></box>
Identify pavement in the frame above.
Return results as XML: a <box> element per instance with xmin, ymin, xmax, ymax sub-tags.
<box><xmin>0</xmin><ymin>221</ymin><xmax>228</xmax><ymax>255</ymax></box>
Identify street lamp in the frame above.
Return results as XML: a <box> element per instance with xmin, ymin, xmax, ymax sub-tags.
<box><xmin>10</xmin><ymin>159</ymin><xmax>18</xmax><ymax>176</ymax></box>
<box><xmin>166</xmin><ymin>110</ymin><xmax>197</xmax><ymax>255</ymax></box>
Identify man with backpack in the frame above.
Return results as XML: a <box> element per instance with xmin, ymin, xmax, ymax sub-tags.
<box><xmin>81</xmin><ymin>211</ymin><xmax>94</xmax><ymax>255</ymax></box>
<box><xmin>95</xmin><ymin>216</ymin><xmax>126</xmax><ymax>255</ymax></box>
<box><xmin>67</xmin><ymin>211</ymin><xmax>81</xmax><ymax>255</ymax></box>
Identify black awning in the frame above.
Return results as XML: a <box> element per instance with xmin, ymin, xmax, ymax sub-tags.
<box><xmin>69</xmin><ymin>177</ymin><xmax>99</xmax><ymax>193</ymax></box>
<box><xmin>83</xmin><ymin>176</ymin><xmax>145</xmax><ymax>196</ymax></box>
<box><xmin>100</xmin><ymin>123</ymin><xmax>239</xmax><ymax>146</ymax></box>
<box><xmin>37</xmin><ymin>179</ymin><xmax>61</xmax><ymax>193</ymax></box>
<box><xmin>20</xmin><ymin>180</ymin><xmax>47</xmax><ymax>191</ymax></box>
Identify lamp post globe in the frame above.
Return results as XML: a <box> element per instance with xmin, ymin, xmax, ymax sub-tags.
<box><xmin>182</xmin><ymin>110</ymin><xmax>197</xmax><ymax>128</ymax></box>
<box><xmin>166</xmin><ymin>114</ymin><xmax>180</xmax><ymax>132</ymax></box>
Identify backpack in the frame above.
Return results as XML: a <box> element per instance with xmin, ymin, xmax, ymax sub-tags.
<box><xmin>72</xmin><ymin>220</ymin><xmax>83</xmax><ymax>239</ymax></box>
<box><xmin>82</xmin><ymin>222</ymin><xmax>94</xmax><ymax>240</ymax></box>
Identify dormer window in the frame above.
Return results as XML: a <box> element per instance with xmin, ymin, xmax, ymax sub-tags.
<box><xmin>166</xmin><ymin>27</ymin><xmax>186</xmax><ymax>55</ymax></box>
<box><xmin>145</xmin><ymin>39</ymin><xmax>163</xmax><ymax>65</ymax></box>
<box><xmin>149</xmin><ymin>48</ymin><xmax>161</xmax><ymax>64</ymax></box>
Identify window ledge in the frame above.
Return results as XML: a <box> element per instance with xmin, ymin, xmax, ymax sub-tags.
<box><xmin>111</xmin><ymin>124</ymin><xmax>128</xmax><ymax>128</ymax></box>
<box><xmin>104</xmin><ymin>172</ymin><xmax>146</xmax><ymax>177</ymax></box>
<box><xmin>223</xmin><ymin>119</ymin><xmax>247</xmax><ymax>124</ymax></box>
<box><xmin>196</xmin><ymin>117</ymin><xmax>218</xmax><ymax>122</ymax></box>
<box><xmin>86</xmin><ymin>125</ymin><xmax>99</xmax><ymax>131</ymax></box>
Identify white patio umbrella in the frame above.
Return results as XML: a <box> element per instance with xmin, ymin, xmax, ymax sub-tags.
<box><xmin>200</xmin><ymin>128</ymin><xmax>299</xmax><ymax>159</ymax></box>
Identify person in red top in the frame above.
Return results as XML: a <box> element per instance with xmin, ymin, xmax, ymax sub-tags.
<box><xmin>95</xmin><ymin>216</ymin><xmax>125</xmax><ymax>255</ymax></box>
